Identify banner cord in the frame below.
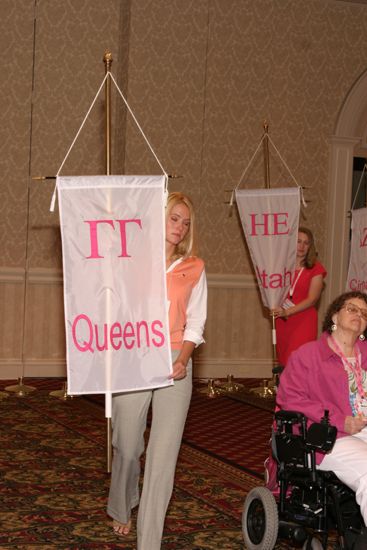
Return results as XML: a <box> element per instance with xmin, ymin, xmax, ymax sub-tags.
<box><xmin>50</xmin><ymin>70</ymin><xmax>168</xmax><ymax>211</ymax></box>
<box><xmin>109</xmin><ymin>72</ymin><xmax>168</xmax><ymax>179</ymax></box>
<box><xmin>233</xmin><ymin>135</ymin><xmax>265</xmax><ymax>193</ymax></box>
<box><xmin>230</xmin><ymin>133</ymin><xmax>306</xmax><ymax>208</ymax></box>
<box><xmin>267</xmin><ymin>134</ymin><xmax>306</xmax><ymax>207</ymax></box>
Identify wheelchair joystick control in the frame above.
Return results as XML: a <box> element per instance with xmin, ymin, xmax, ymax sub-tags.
<box><xmin>306</xmin><ymin>410</ymin><xmax>337</xmax><ymax>452</ymax></box>
<box><xmin>321</xmin><ymin>409</ymin><xmax>330</xmax><ymax>425</ymax></box>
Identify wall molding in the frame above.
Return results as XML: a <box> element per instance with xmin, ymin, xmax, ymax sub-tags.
<box><xmin>206</xmin><ymin>272</ymin><xmax>257</xmax><ymax>289</ymax></box>
<box><xmin>0</xmin><ymin>266</ymin><xmax>25</xmax><ymax>283</ymax></box>
<box><xmin>0</xmin><ymin>358</ymin><xmax>66</xmax><ymax>380</ymax></box>
<box><xmin>194</xmin><ymin>357</ymin><xmax>273</xmax><ymax>379</ymax></box>
<box><xmin>0</xmin><ymin>357</ymin><xmax>272</xmax><ymax>381</ymax></box>
<box><xmin>0</xmin><ymin>267</ymin><xmax>64</xmax><ymax>284</ymax></box>
<box><xmin>0</xmin><ymin>266</ymin><xmax>257</xmax><ymax>289</ymax></box>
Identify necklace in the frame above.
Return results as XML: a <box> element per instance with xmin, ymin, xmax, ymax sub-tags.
<box><xmin>330</xmin><ymin>335</ymin><xmax>366</xmax><ymax>412</ymax></box>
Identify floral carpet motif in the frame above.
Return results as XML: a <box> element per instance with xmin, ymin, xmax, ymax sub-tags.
<box><xmin>0</xmin><ymin>379</ymin><xmax>326</xmax><ymax>549</ymax></box>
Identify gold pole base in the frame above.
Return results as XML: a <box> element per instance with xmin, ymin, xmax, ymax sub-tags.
<box><xmin>49</xmin><ymin>381</ymin><xmax>73</xmax><ymax>400</ymax></box>
<box><xmin>216</xmin><ymin>374</ymin><xmax>244</xmax><ymax>394</ymax></box>
<box><xmin>250</xmin><ymin>378</ymin><xmax>276</xmax><ymax>399</ymax></box>
<box><xmin>197</xmin><ymin>379</ymin><xmax>221</xmax><ymax>398</ymax></box>
<box><xmin>5</xmin><ymin>376</ymin><xmax>36</xmax><ymax>397</ymax></box>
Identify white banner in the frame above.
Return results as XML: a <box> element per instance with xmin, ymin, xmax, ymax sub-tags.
<box><xmin>58</xmin><ymin>175</ymin><xmax>172</xmax><ymax>395</ymax></box>
<box><xmin>235</xmin><ymin>187</ymin><xmax>300</xmax><ymax>309</ymax></box>
<box><xmin>346</xmin><ymin>207</ymin><xmax>367</xmax><ymax>293</ymax></box>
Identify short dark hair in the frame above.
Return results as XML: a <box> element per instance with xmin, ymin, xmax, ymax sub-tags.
<box><xmin>322</xmin><ymin>291</ymin><xmax>367</xmax><ymax>333</ymax></box>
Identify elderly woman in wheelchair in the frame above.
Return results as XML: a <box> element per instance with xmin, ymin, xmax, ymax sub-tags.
<box><xmin>243</xmin><ymin>291</ymin><xmax>367</xmax><ymax>550</ymax></box>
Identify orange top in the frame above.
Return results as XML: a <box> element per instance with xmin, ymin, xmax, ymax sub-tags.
<box><xmin>166</xmin><ymin>256</ymin><xmax>206</xmax><ymax>350</ymax></box>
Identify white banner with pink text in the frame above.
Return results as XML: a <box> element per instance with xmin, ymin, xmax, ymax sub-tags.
<box><xmin>57</xmin><ymin>175</ymin><xmax>172</xmax><ymax>395</ymax></box>
<box><xmin>346</xmin><ymin>207</ymin><xmax>367</xmax><ymax>293</ymax></box>
<box><xmin>235</xmin><ymin>187</ymin><xmax>300</xmax><ymax>309</ymax></box>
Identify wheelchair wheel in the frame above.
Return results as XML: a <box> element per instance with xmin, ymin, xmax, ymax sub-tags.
<box><xmin>242</xmin><ymin>486</ymin><xmax>278</xmax><ymax>550</ymax></box>
<box><xmin>302</xmin><ymin>537</ymin><xmax>323</xmax><ymax>550</ymax></box>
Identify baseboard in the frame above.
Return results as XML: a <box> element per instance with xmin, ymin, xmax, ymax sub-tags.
<box><xmin>0</xmin><ymin>359</ymin><xmax>66</xmax><ymax>380</ymax></box>
<box><xmin>193</xmin><ymin>357</ymin><xmax>273</xmax><ymax>379</ymax></box>
<box><xmin>0</xmin><ymin>357</ymin><xmax>272</xmax><ymax>381</ymax></box>
<box><xmin>0</xmin><ymin>268</ymin><xmax>255</xmax><ymax>288</ymax></box>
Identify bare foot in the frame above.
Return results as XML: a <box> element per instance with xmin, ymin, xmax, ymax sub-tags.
<box><xmin>113</xmin><ymin>518</ymin><xmax>131</xmax><ymax>536</ymax></box>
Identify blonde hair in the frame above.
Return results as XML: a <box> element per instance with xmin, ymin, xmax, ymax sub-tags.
<box><xmin>298</xmin><ymin>226</ymin><xmax>317</xmax><ymax>268</ymax></box>
<box><xmin>166</xmin><ymin>192</ymin><xmax>197</xmax><ymax>259</ymax></box>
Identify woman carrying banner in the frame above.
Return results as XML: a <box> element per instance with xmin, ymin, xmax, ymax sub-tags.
<box><xmin>107</xmin><ymin>192</ymin><xmax>207</xmax><ymax>550</ymax></box>
<box><xmin>276</xmin><ymin>291</ymin><xmax>367</xmax><ymax>547</ymax></box>
<box><xmin>271</xmin><ymin>227</ymin><xmax>326</xmax><ymax>367</ymax></box>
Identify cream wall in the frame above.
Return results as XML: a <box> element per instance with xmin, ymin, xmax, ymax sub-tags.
<box><xmin>1</xmin><ymin>0</ymin><xmax>367</xmax><ymax>379</ymax></box>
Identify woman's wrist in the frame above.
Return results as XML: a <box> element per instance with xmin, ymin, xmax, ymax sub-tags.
<box><xmin>176</xmin><ymin>356</ymin><xmax>188</xmax><ymax>367</ymax></box>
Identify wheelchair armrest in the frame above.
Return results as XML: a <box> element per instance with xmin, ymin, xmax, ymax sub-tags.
<box><xmin>306</xmin><ymin>421</ymin><xmax>337</xmax><ymax>452</ymax></box>
<box><xmin>275</xmin><ymin>410</ymin><xmax>306</xmax><ymax>424</ymax></box>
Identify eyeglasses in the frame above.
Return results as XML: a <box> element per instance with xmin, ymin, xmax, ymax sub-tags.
<box><xmin>341</xmin><ymin>303</ymin><xmax>367</xmax><ymax>322</ymax></box>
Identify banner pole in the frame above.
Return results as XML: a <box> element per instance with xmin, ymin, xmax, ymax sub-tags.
<box><xmin>264</xmin><ymin>122</ymin><xmax>278</xmax><ymax>394</ymax></box>
<box><xmin>271</xmin><ymin>312</ymin><xmax>277</xmax><ymax>359</ymax></box>
<box><xmin>104</xmin><ymin>51</ymin><xmax>112</xmax><ymax>175</ymax></box>
<box><xmin>263</xmin><ymin>121</ymin><xmax>270</xmax><ymax>189</ymax></box>
<box><xmin>103</xmin><ymin>50</ymin><xmax>113</xmax><ymax>474</ymax></box>
<box><xmin>251</xmin><ymin>121</ymin><xmax>276</xmax><ymax>399</ymax></box>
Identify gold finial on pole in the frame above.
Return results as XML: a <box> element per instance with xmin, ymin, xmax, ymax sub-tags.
<box><xmin>263</xmin><ymin>121</ymin><xmax>270</xmax><ymax>189</ymax></box>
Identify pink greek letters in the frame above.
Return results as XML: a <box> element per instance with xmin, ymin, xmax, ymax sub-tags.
<box><xmin>250</xmin><ymin>213</ymin><xmax>289</xmax><ymax>236</ymax></box>
<box><xmin>84</xmin><ymin>219</ymin><xmax>142</xmax><ymax>258</ymax></box>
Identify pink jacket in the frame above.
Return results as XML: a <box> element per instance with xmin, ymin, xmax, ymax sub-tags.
<box><xmin>276</xmin><ymin>332</ymin><xmax>367</xmax><ymax>443</ymax></box>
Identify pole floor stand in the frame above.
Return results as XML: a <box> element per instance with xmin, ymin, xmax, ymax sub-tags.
<box><xmin>250</xmin><ymin>377</ymin><xmax>276</xmax><ymax>398</ymax></box>
<box><xmin>197</xmin><ymin>378</ymin><xmax>221</xmax><ymax>398</ymax></box>
<box><xmin>50</xmin><ymin>381</ymin><xmax>73</xmax><ymax>400</ymax></box>
<box><xmin>216</xmin><ymin>374</ymin><xmax>244</xmax><ymax>394</ymax></box>
<box><xmin>5</xmin><ymin>376</ymin><xmax>36</xmax><ymax>397</ymax></box>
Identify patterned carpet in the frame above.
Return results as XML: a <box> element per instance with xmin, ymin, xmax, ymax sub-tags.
<box><xmin>184</xmin><ymin>388</ymin><xmax>273</xmax><ymax>477</ymax></box>
<box><xmin>0</xmin><ymin>378</ymin><xmax>325</xmax><ymax>549</ymax></box>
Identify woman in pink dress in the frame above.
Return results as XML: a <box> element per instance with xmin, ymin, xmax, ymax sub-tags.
<box><xmin>271</xmin><ymin>227</ymin><xmax>327</xmax><ymax>367</ymax></box>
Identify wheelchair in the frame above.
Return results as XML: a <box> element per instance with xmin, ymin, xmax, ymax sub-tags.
<box><xmin>242</xmin><ymin>409</ymin><xmax>364</xmax><ymax>549</ymax></box>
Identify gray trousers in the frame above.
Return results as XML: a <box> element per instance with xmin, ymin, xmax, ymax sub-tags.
<box><xmin>107</xmin><ymin>353</ymin><xmax>192</xmax><ymax>550</ymax></box>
